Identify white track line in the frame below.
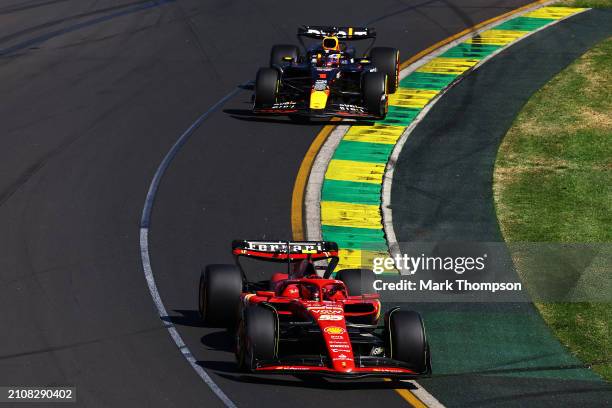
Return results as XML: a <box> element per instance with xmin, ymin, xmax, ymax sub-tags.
<box><xmin>139</xmin><ymin>89</ymin><xmax>241</xmax><ymax>408</ymax></box>
<box><xmin>302</xmin><ymin>3</ymin><xmax>589</xmax><ymax>407</ymax></box>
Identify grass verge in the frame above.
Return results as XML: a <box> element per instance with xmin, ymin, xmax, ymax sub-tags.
<box><xmin>555</xmin><ymin>0</ymin><xmax>612</xmax><ymax>8</ymax></box>
<box><xmin>493</xmin><ymin>36</ymin><xmax>612</xmax><ymax>380</ymax></box>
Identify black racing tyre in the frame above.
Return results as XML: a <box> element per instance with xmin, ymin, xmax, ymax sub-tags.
<box><xmin>385</xmin><ymin>310</ymin><xmax>429</xmax><ymax>373</ymax></box>
<box><xmin>236</xmin><ymin>305</ymin><xmax>278</xmax><ymax>371</ymax></box>
<box><xmin>269</xmin><ymin>44</ymin><xmax>299</xmax><ymax>67</ymax></box>
<box><xmin>335</xmin><ymin>268</ymin><xmax>376</xmax><ymax>295</ymax></box>
<box><xmin>199</xmin><ymin>264</ymin><xmax>242</xmax><ymax>327</ymax></box>
<box><xmin>369</xmin><ymin>47</ymin><xmax>400</xmax><ymax>93</ymax></box>
<box><xmin>254</xmin><ymin>67</ymin><xmax>279</xmax><ymax>109</ymax></box>
<box><xmin>362</xmin><ymin>71</ymin><xmax>388</xmax><ymax>118</ymax></box>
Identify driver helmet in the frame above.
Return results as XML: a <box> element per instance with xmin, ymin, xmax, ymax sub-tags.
<box><xmin>301</xmin><ymin>285</ymin><xmax>320</xmax><ymax>301</ymax></box>
<box><xmin>280</xmin><ymin>284</ymin><xmax>299</xmax><ymax>298</ymax></box>
<box><xmin>325</xmin><ymin>53</ymin><xmax>340</xmax><ymax>67</ymax></box>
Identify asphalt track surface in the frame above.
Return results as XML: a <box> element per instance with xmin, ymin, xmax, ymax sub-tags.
<box><xmin>0</xmin><ymin>0</ymin><xmax>582</xmax><ymax>407</ymax></box>
<box><xmin>390</xmin><ymin>8</ymin><xmax>612</xmax><ymax>407</ymax></box>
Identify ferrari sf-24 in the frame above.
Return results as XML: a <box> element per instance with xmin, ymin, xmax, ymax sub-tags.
<box><xmin>198</xmin><ymin>240</ymin><xmax>431</xmax><ymax>378</ymax></box>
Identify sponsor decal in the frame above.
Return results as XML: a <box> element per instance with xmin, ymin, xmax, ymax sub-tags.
<box><xmin>271</xmin><ymin>102</ymin><xmax>297</xmax><ymax>109</ymax></box>
<box><xmin>371</xmin><ymin>368</ymin><xmax>405</xmax><ymax>373</ymax></box>
<box><xmin>279</xmin><ymin>366</ymin><xmax>310</xmax><ymax>371</ymax></box>
<box><xmin>324</xmin><ymin>326</ymin><xmax>345</xmax><ymax>335</ymax></box>
<box><xmin>338</xmin><ymin>104</ymin><xmax>365</xmax><ymax>113</ymax></box>
<box><xmin>244</xmin><ymin>241</ymin><xmax>324</xmax><ymax>253</ymax></box>
<box><xmin>330</xmin><ymin>335</ymin><xmax>344</xmax><ymax>340</ymax></box>
<box><xmin>333</xmin><ymin>353</ymin><xmax>352</xmax><ymax>361</ymax></box>
<box><xmin>307</xmin><ymin>306</ymin><xmax>342</xmax><ymax>314</ymax></box>
<box><xmin>314</xmin><ymin>80</ymin><xmax>327</xmax><ymax>91</ymax></box>
<box><xmin>319</xmin><ymin>314</ymin><xmax>343</xmax><ymax>321</ymax></box>
<box><xmin>329</xmin><ymin>344</ymin><xmax>350</xmax><ymax>349</ymax></box>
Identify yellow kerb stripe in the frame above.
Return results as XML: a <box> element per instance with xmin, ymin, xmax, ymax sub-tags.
<box><xmin>388</xmin><ymin>88</ymin><xmax>439</xmax><ymax>108</ymax></box>
<box><xmin>337</xmin><ymin>248</ymin><xmax>393</xmax><ymax>271</ymax></box>
<box><xmin>416</xmin><ymin>57</ymin><xmax>479</xmax><ymax>75</ymax></box>
<box><xmin>325</xmin><ymin>159</ymin><xmax>386</xmax><ymax>184</ymax></box>
<box><xmin>523</xmin><ymin>6</ymin><xmax>587</xmax><ymax>19</ymax></box>
<box><xmin>465</xmin><ymin>29</ymin><xmax>529</xmax><ymax>46</ymax></box>
<box><xmin>321</xmin><ymin>201</ymin><xmax>381</xmax><ymax>229</ymax></box>
<box><xmin>344</xmin><ymin>124</ymin><xmax>405</xmax><ymax>144</ymax></box>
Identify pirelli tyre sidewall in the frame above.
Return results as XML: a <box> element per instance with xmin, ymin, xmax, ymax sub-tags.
<box><xmin>369</xmin><ymin>46</ymin><xmax>400</xmax><ymax>94</ymax></box>
<box><xmin>362</xmin><ymin>71</ymin><xmax>388</xmax><ymax>118</ymax></box>
<box><xmin>254</xmin><ymin>67</ymin><xmax>279</xmax><ymax>109</ymax></box>
<box><xmin>199</xmin><ymin>264</ymin><xmax>242</xmax><ymax>327</ymax></box>
<box><xmin>384</xmin><ymin>309</ymin><xmax>429</xmax><ymax>373</ymax></box>
<box><xmin>236</xmin><ymin>305</ymin><xmax>278</xmax><ymax>372</ymax></box>
<box><xmin>269</xmin><ymin>44</ymin><xmax>300</xmax><ymax>67</ymax></box>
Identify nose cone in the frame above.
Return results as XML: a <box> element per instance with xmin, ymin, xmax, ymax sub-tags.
<box><xmin>310</xmin><ymin>89</ymin><xmax>329</xmax><ymax>110</ymax></box>
<box><xmin>307</xmin><ymin>305</ymin><xmax>356</xmax><ymax>372</ymax></box>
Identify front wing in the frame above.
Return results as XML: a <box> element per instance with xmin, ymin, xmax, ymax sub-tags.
<box><xmin>253</xmin><ymin>356</ymin><xmax>431</xmax><ymax>379</ymax></box>
<box><xmin>253</xmin><ymin>102</ymin><xmax>384</xmax><ymax>120</ymax></box>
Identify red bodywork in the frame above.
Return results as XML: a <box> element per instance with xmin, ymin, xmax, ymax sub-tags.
<box><xmin>231</xmin><ymin>240</ymin><xmax>425</xmax><ymax>378</ymax></box>
<box><xmin>238</xmin><ymin>277</ymin><xmax>417</xmax><ymax>376</ymax></box>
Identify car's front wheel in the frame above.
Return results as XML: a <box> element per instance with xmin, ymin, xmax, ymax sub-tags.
<box><xmin>236</xmin><ymin>305</ymin><xmax>278</xmax><ymax>371</ymax></box>
<box><xmin>362</xmin><ymin>72</ymin><xmax>388</xmax><ymax>119</ymax></box>
<box><xmin>384</xmin><ymin>309</ymin><xmax>430</xmax><ymax>374</ymax></box>
<box><xmin>254</xmin><ymin>67</ymin><xmax>279</xmax><ymax>109</ymax></box>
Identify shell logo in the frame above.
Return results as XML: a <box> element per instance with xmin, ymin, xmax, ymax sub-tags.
<box><xmin>324</xmin><ymin>326</ymin><xmax>345</xmax><ymax>335</ymax></box>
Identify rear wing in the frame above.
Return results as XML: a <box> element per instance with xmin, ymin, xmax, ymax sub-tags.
<box><xmin>232</xmin><ymin>240</ymin><xmax>338</xmax><ymax>261</ymax></box>
<box><xmin>298</xmin><ymin>25</ymin><xmax>376</xmax><ymax>40</ymax></box>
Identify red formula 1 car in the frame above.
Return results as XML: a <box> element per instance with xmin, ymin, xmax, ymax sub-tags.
<box><xmin>198</xmin><ymin>240</ymin><xmax>431</xmax><ymax>379</ymax></box>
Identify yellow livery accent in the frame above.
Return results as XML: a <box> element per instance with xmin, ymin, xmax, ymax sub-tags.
<box><xmin>388</xmin><ymin>88</ymin><xmax>439</xmax><ymax>108</ymax></box>
<box><xmin>325</xmin><ymin>159</ymin><xmax>385</xmax><ymax>184</ymax></box>
<box><xmin>321</xmin><ymin>201</ymin><xmax>381</xmax><ymax>229</ymax></box>
<box><xmin>310</xmin><ymin>90</ymin><xmax>329</xmax><ymax>109</ymax></box>
<box><xmin>344</xmin><ymin>124</ymin><xmax>405</xmax><ymax>144</ymax></box>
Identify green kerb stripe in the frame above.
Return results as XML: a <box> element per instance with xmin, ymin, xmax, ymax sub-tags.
<box><xmin>496</xmin><ymin>16</ymin><xmax>555</xmax><ymax>31</ymax></box>
<box><xmin>378</xmin><ymin>106</ymin><xmax>420</xmax><ymax>127</ymax></box>
<box><xmin>333</xmin><ymin>140</ymin><xmax>394</xmax><ymax>163</ymax></box>
<box><xmin>321</xmin><ymin>225</ymin><xmax>387</xmax><ymax>249</ymax></box>
<box><xmin>439</xmin><ymin>43</ymin><xmax>501</xmax><ymax>59</ymax></box>
<box><xmin>321</xmin><ymin>179</ymin><xmax>381</xmax><ymax>205</ymax></box>
<box><xmin>399</xmin><ymin>72</ymin><xmax>458</xmax><ymax>90</ymax></box>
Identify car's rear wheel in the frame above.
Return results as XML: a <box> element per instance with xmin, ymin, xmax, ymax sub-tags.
<box><xmin>335</xmin><ymin>268</ymin><xmax>376</xmax><ymax>295</ymax></box>
<box><xmin>199</xmin><ymin>264</ymin><xmax>242</xmax><ymax>327</ymax></box>
<box><xmin>369</xmin><ymin>47</ymin><xmax>400</xmax><ymax>94</ymax></box>
<box><xmin>362</xmin><ymin>72</ymin><xmax>388</xmax><ymax>118</ymax></box>
<box><xmin>385</xmin><ymin>310</ymin><xmax>430</xmax><ymax>373</ymax></box>
<box><xmin>236</xmin><ymin>305</ymin><xmax>278</xmax><ymax>371</ymax></box>
<box><xmin>269</xmin><ymin>44</ymin><xmax>299</xmax><ymax>66</ymax></box>
<box><xmin>254</xmin><ymin>67</ymin><xmax>279</xmax><ymax>109</ymax></box>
